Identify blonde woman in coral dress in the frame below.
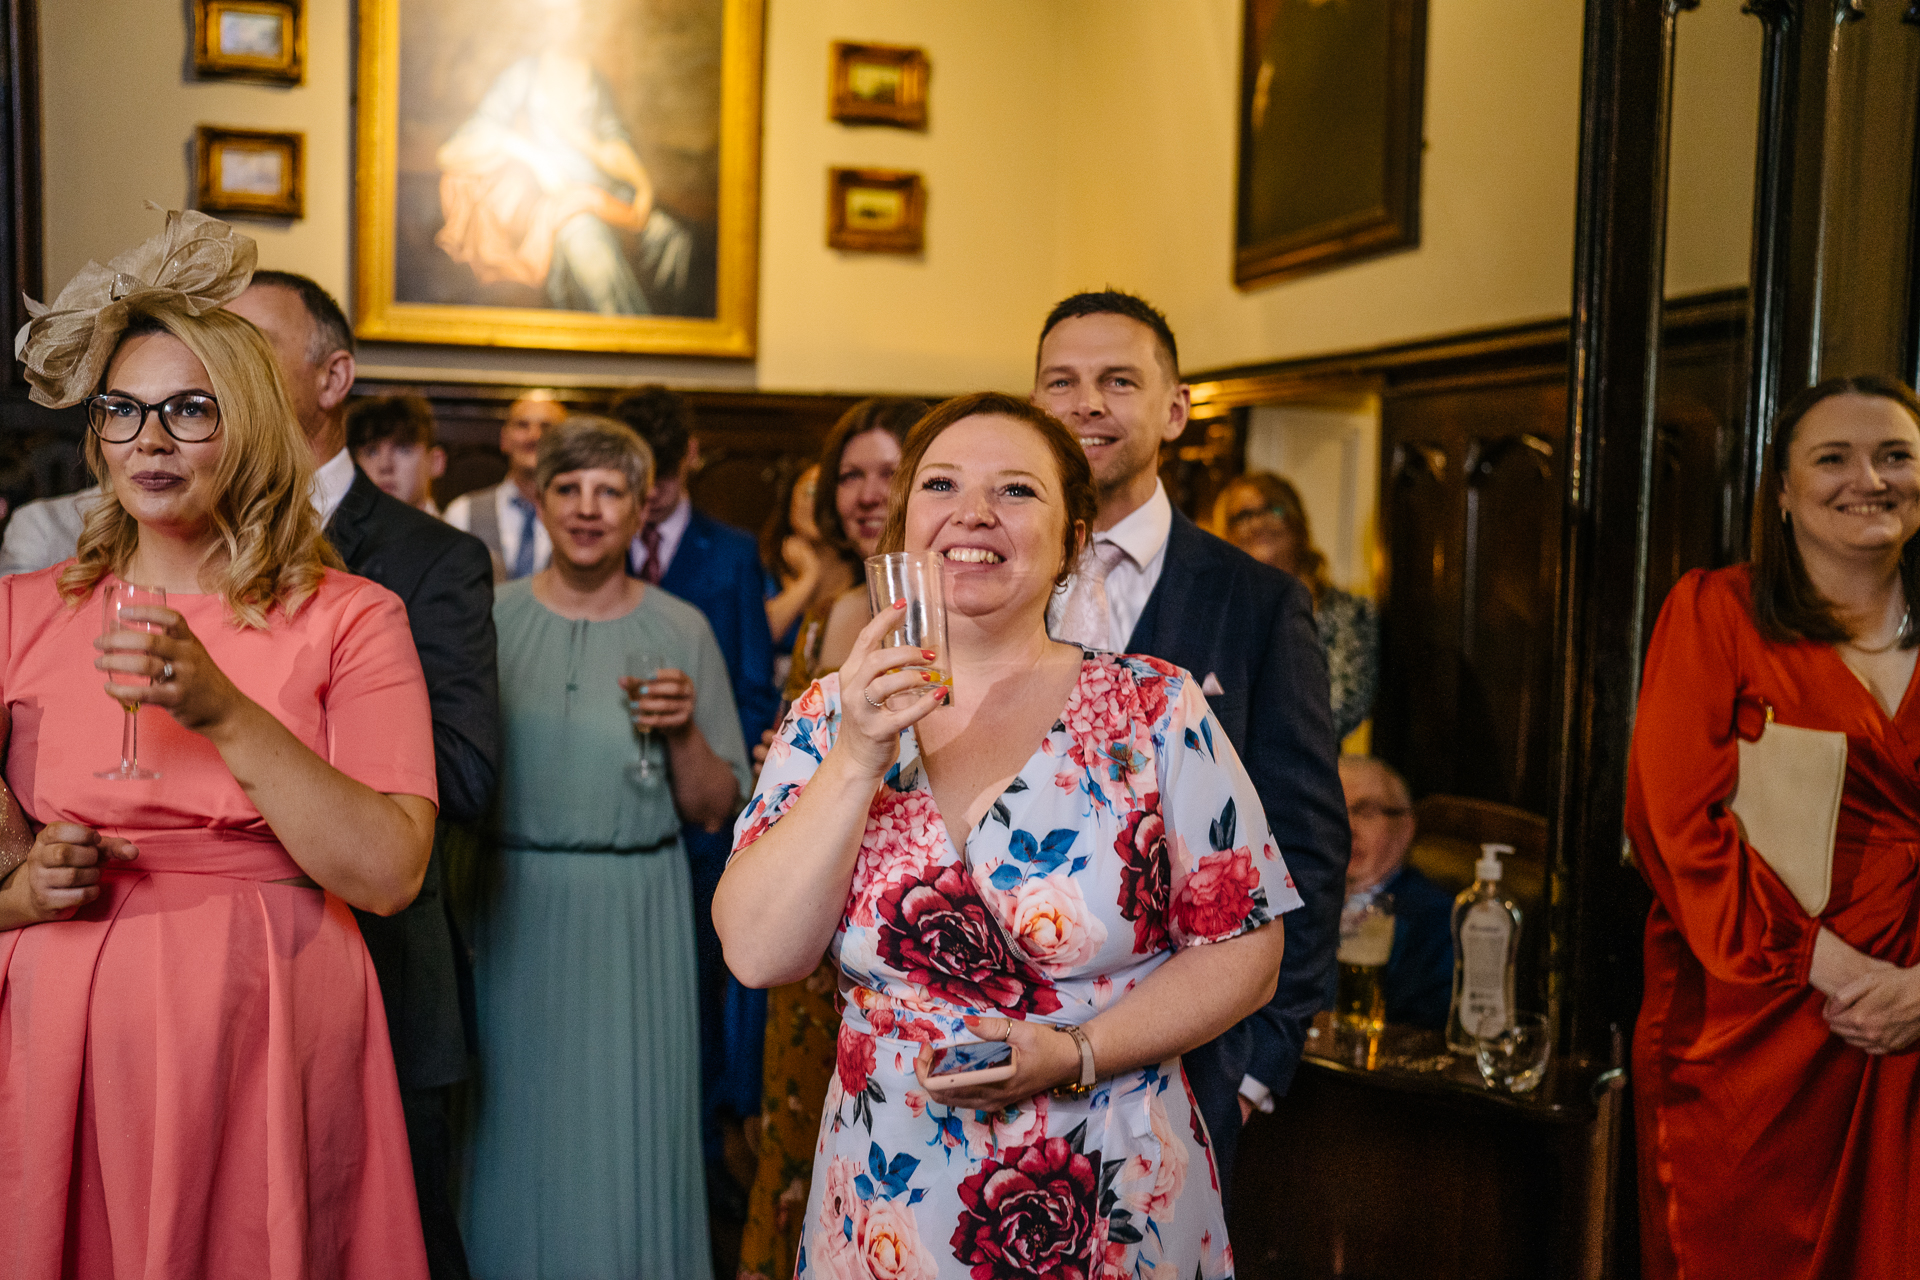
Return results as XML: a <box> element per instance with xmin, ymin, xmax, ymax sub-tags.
<box><xmin>0</xmin><ymin>215</ymin><xmax>436</xmax><ymax>1278</ymax></box>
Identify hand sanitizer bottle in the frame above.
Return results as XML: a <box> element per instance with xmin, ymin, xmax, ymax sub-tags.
<box><xmin>1446</xmin><ymin>843</ymin><xmax>1522</xmax><ymax>1054</ymax></box>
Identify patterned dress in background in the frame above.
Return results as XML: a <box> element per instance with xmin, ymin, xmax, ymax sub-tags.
<box><xmin>1317</xmin><ymin>585</ymin><xmax>1378</xmax><ymax>741</ymax></box>
<box><xmin>733</xmin><ymin>654</ymin><xmax>1302</xmax><ymax>1280</ymax></box>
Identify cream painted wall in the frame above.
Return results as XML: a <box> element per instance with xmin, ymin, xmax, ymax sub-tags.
<box><xmin>40</xmin><ymin>0</ymin><xmax>352</xmax><ymax>308</ymax></box>
<box><xmin>1053</xmin><ymin>0</ymin><xmax>1587</xmax><ymax>374</ymax></box>
<box><xmin>752</xmin><ymin>1</ymin><xmax>1060</xmax><ymax>392</ymax></box>
<box><xmin>1665</xmin><ymin>1</ymin><xmax>1762</xmax><ymax>298</ymax></box>
<box><xmin>38</xmin><ymin>1</ymin><xmax>1760</xmax><ymax>394</ymax></box>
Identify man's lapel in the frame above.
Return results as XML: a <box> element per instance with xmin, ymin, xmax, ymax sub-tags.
<box><xmin>326</xmin><ymin>468</ymin><xmax>377</xmax><ymax>566</ymax></box>
<box><xmin>661</xmin><ymin>510</ymin><xmax>710</xmax><ymax>596</ymax></box>
<box><xmin>1125</xmin><ymin>507</ymin><xmax>1213</xmax><ymax>657</ymax></box>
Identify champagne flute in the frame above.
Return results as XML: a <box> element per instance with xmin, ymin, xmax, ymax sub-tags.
<box><xmin>97</xmin><ymin>582</ymin><xmax>166</xmax><ymax>781</ymax></box>
<box><xmin>626</xmin><ymin>650</ymin><xmax>667</xmax><ymax>786</ymax></box>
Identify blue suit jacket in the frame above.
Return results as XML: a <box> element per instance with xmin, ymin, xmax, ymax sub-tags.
<box><xmin>658</xmin><ymin>508</ymin><xmax>778</xmax><ymax>790</ymax></box>
<box><xmin>1126</xmin><ymin>508</ymin><xmax>1350</xmax><ymax>1195</ymax></box>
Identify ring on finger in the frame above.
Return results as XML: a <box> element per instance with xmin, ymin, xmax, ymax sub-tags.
<box><xmin>160</xmin><ymin>660</ymin><xmax>175</xmax><ymax>682</ymax></box>
<box><xmin>864</xmin><ymin>688</ymin><xmax>887</xmax><ymax>710</ymax></box>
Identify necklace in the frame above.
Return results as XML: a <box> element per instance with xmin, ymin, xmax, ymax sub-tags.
<box><xmin>1845</xmin><ymin>606</ymin><xmax>1912</xmax><ymax>655</ymax></box>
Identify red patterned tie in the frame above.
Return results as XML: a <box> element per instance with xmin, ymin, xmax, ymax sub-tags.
<box><xmin>639</xmin><ymin>523</ymin><xmax>664</xmax><ymax>584</ymax></box>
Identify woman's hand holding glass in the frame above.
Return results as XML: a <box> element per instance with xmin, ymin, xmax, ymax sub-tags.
<box><xmin>94</xmin><ymin>605</ymin><xmax>249</xmax><ymax>738</ymax></box>
<box><xmin>620</xmin><ymin>666</ymin><xmax>698</xmax><ymax>735</ymax></box>
<box><xmin>836</xmin><ymin>601</ymin><xmax>949</xmax><ymax>777</ymax></box>
<box><xmin>912</xmin><ymin>1016</ymin><xmax>1083</xmax><ymax>1112</ymax></box>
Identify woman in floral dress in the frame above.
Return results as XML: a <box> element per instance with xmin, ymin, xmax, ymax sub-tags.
<box><xmin>717</xmin><ymin>393</ymin><xmax>1298</xmax><ymax>1280</ymax></box>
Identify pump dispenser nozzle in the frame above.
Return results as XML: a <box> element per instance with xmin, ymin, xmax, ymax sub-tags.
<box><xmin>1476</xmin><ymin>843</ymin><xmax>1512</xmax><ymax>882</ymax></box>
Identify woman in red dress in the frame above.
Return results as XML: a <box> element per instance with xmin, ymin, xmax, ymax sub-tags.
<box><xmin>1628</xmin><ymin>374</ymin><xmax>1920</xmax><ymax>1279</ymax></box>
<box><xmin>0</xmin><ymin>212</ymin><xmax>436</xmax><ymax>1278</ymax></box>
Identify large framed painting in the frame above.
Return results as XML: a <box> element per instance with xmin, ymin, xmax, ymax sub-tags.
<box><xmin>354</xmin><ymin>0</ymin><xmax>763</xmax><ymax>356</ymax></box>
<box><xmin>1234</xmin><ymin>0</ymin><xmax>1427</xmax><ymax>290</ymax></box>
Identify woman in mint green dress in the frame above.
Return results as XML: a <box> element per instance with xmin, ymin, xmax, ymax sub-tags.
<box><xmin>463</xmin><ymin>415</ymin><xmax>751</xmax><ymax>1280</ymax></box>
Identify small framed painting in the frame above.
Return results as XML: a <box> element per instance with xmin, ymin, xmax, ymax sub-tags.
<box><xmin>194</xmin><ymin>126</ymin><xmax>305</xmax><ymax>219</ymax></box>
<box><xmin>826</xmin><ymin>168</ymin><xmax>924</xmax><ymax>254</ymax></box>
<box><xmin>193</xmin><ymin>0</ymin><xmax>304</xmax><ymax>85</ymax></box>
<box><xmin>829</xmin><ymin>42</ymin><xmax>928</xmax><ymax>130</ymax></box>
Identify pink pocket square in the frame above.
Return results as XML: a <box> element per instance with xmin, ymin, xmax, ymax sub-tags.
<box><xmin>1201</xmin><ymin>672</ymin><xmax>1225</xmax><ymax>696</ymax></box>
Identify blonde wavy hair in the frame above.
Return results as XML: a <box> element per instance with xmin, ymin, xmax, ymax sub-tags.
<box><xmin>58</xmin><ymin>305</ymin><xmax>340</xmax><ymax>628</ymax></box>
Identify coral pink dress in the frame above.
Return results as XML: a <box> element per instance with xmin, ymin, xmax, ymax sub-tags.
<box><xmin>0</xmin><ymin>568</ymin><xmax>438</xmax><ymax>1280</ymax></box>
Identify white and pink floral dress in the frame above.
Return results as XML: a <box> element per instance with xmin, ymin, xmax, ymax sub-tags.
<box><xmin>732</xmin><ymin>653</ymin><xmax>1301</xmax><ymax>1280</ymax></box>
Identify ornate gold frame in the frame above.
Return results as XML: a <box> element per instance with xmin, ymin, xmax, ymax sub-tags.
<box><xmin>193</xmin><ymin>0</ymin><xmax>304</xmax><ymax>86</ymax></box>
<box><xmin>826</xmin><ymin>168</ymin><xmax>924</xmax><ymax>255</ymax></box>
<box><xmin>353</xmin><ymin>0</ymin><xmax>763</xmax><ymax>357</ymax></box>
<box><xmin>828</xmin><ymin>41</ymin><xmax>928</xmax><ymax>130</ymax></box>
<box><xmin>195</xmin><ymin>125</ymin><xmax>304</xmax><ymax>219</ymax></box>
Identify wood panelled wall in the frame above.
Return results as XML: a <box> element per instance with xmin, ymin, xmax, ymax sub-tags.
<box><xmin>349</xmin><ymin>381</ymin><xmax>867</xmax><ymax>538</ymax></box>
<box><xmin>1191</xmin><ymin>288</ymin><xmax>1744</xmax><ymax>820</ymax></box>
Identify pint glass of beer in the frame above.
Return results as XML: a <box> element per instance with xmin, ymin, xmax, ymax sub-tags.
<box><xmin>1335</xmin><ymin>896</ymin><xmax>1396</xmax><ymax>1038</ymax></box>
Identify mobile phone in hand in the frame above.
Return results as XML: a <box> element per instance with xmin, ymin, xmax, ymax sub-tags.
<box><xmin>925</xmin><ymin>1040</ymin><xmax>1016</xmax><ymax>1088</ymax></box>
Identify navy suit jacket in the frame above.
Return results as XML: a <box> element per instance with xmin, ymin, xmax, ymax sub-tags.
<box><xmin>1126</xmin><ymin>508</ymin><xmax>1350</xmax><ymax>1191</ymax></box>
<box><xmin>328</xmin><ymin>468</ymin><xmax>500</xmax><ymax>1090</ymax></box>
<box><xmin>658</xmin><ymin>508</ymin><xmax>778</xmax><ymax>759</ymax></box>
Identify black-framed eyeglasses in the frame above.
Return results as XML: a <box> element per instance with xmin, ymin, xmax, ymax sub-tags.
<box><xmin>85</xmin><ymin>392</ymin><xmax>222</xmax><ymax>444</ymax></box>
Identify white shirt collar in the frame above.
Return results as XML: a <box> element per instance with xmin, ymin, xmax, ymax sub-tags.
<box><xmin>655</xmin><ymin>494</ymin><xmax>693</xmax><ymax>543</ymax></box>
<box><xmin>313</xmin><ymin>447</ymin><xmax>356</xmax><ymax>523</ymax></box>
<box><xmin>1096</xmin><ymin>479</ymin><xmax>1173</xmax><ymax>568</ymax></box>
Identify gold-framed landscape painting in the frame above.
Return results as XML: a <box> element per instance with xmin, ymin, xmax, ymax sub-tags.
<box><xmin>194</xmin><ymin>0</ymin><xmax>305</xmax><ymax>84</ymax></box>
<box><xmin>354</xmin><ymin>0</ymin><xmax>763</xmax><ymax>356</ymax></box>
<box><xmin>195</xmin><ymin>125</ymin><xmax>305</xmax><ymax>218</ymax></box>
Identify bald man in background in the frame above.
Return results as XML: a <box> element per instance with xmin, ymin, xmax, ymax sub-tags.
<box><xmin>443</xmin><ymin>391</ymin><xmax>568</xmax><ymax>579</ymax></box>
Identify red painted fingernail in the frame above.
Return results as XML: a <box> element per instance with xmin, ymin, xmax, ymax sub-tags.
<box><xmin>893</xmin><ymin>600</ymin><xmax>907</xmax><ymax>610</ymax></box>
<box><xmin>922</xmin><ymin>650</ymin><xmax>937</xmax><ymax>662</ymax></box>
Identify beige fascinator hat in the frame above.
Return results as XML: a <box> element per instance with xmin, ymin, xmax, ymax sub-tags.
<box><xmin>13</xmin><ymin>205</ymin><xmax>257</xmax><ymax>409</ymax></box>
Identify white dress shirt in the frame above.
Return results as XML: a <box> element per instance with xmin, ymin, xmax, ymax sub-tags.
<box><xmin>445</xmin><ymin>481</ymin><xmax>552</xmax><ymax>576</ymax></box>
<box><xmin>629</xmin><ymin>495</ymin><xmax>692</xmax><ymax>579</ymax></box>
<box><xmin>313</xmin><ymin>448</ymin><xmax>357</xmax><ymax>524</ymax></box>
<box><xmin>1047</xmin><ymin>480</ymin><xmax>1173</xmax><ymax>650</ymax></box>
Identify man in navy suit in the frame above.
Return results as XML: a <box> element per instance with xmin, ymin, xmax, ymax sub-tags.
<box><xmin>1034</xmin><ymin>291</ymin><xmax>1349</xmax><ymax>1201</ymax></box>
<box><xmin>609</xmin><ymin>387</ymin><xmax>775</xmax><ymax>1202</ymax></box>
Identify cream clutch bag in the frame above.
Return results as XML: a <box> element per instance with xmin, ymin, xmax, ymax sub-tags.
<box><xmin>1728</xmin><ymin>707</ymin><xmax>1846</xmax><ymax>917</ymax></box>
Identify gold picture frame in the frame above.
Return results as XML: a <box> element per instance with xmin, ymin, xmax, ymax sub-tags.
<box><xmin>194</xmin><ymin>126</ymin><xmax>304</xmax><ymax>219</ymax></box>
<box><xmin>354</xmin><ymin>0</ymin><xmax>764</xmax><ymax>357</ymax></box>
<box><xmin>193</xmin><ymin>0</ymin><xmax>304</xmax><ymax>85</ymax></box>
<box><xmin>826</xmin><ymin>168</ymin><xmax>924</xmax><ymax>255</ymax></box>
<box><xmin>829</xmin><ymin>42</ymin><xmax>928</xmax><ymax>130</ymax></box>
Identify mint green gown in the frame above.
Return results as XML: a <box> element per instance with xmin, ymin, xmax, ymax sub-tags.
<box><xmin>463</xmin><ymin>581</ymin><xmax>750</xmax><ymax>1280</ymax></box>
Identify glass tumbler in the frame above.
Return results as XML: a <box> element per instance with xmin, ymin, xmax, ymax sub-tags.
<box><xmin>864</xmin><ymin>551</ymin><xmax>953</xmax><ymax>708</ymax></box>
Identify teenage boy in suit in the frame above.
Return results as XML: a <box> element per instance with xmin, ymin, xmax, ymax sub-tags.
<box><xmin>1034</xmin><ymin>290</ymin><xmax>1349</xmax><ymax>1201</ymax></box>
<box><xmin>608</xmin><ymin>386</ymin><xmax>776</xmax><ymax>1207</ymax></box>
<box><xmin>229</xmin><ymin>273</ymin><xmax>499</xmax><ymax>1280</ymax></box>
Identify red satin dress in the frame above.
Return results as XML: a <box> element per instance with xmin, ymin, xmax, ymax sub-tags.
<box><xmin>1627</xmin><ymin>566</ymin><xmax>1920</xmax><ymax>1280</ymax></box>
<box><xmin>0</xmin><ymin>568</ymin><xmax>438</xmax><ymax>1279</ymax></box>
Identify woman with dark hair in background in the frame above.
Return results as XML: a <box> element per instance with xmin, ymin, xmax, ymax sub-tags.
<box><xmin>1</xmin><ymin>212</ymin><xmax>437</xmax><ymax>1276</ymax></box>
<box><xmin>760</xmin><ymin>464</ymin><xmax>852</xmax><ymax>691</ymax></box>
<box><xmin>735</xmin><ymin>395</ymin><xmax>925</xmax><ymax>1280</ymax></box>
<box><xmin>462</xmin><ymin>414</ymin><xmax>750</xmax><ymax>1280</ymax></box>
<box><xmin>1215</xmin><ymin>470</ymin><xmax>1377</xmax><ymax>740</ymax></box>
<box><xmin>1628</xmin><ymin>375</ymin><xmax>1920</xmax><ymax>1279</ymax></box>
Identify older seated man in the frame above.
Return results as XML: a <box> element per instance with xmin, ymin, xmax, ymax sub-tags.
<box><xmin>1336</xmin><ymin>755</ymin><xmax>1454</xmax><ymax>1030</ymax></box>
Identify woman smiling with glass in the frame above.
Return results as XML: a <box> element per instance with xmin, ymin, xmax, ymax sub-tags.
<box><xmin>463</xmin><ymin>414</ymin><xmax>749</xmax><ymax>1280</ymax></box>
<box><xmin>717</xmin><ymin>393</ymin><xmax>1297</xmax><ymax>1280</ymax></box>
<box><xmin>0</xmin><ymin>212</ymin><xmax>437</xmax><ymax>1276</ymax></box>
